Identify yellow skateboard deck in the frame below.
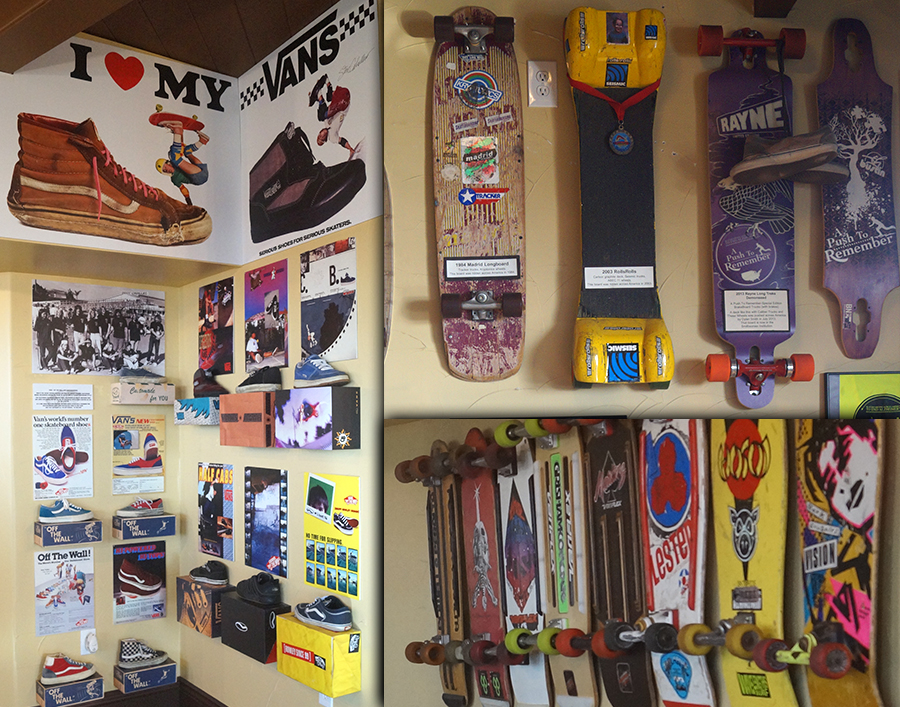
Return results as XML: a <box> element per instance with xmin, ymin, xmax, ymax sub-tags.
<box><xmin>710</xmin><ymin>419</ymin><xmax>798</xmax><ymax>706</ymax></box>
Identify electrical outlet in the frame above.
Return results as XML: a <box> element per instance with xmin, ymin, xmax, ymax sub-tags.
<box><xmin>528</xmin><ymin>60</ymin><xmax>557</xmax><ymax>108</ymax></box>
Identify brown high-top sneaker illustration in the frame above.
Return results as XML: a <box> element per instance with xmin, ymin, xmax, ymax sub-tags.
<box><xmin>7</xmin><ymin>113</ymin><xmax>212</xmax><ymax>246</ymax></box>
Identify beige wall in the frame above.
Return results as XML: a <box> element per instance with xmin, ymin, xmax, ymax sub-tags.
<box><xmin>384</xmin><ymin>419</ymin><xmax>900</xmax><ymax>707</ymax></box>
<box><xmin>0</xmin><ymin>215</ymin><xmax>381</xmax><ymax>706</ymax></box>
<box><xmin>382</xmin><ymin>0</ymin><xmax>900</xmax><ymax>418</ymax></box>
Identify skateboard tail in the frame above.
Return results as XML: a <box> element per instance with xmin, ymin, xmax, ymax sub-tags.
<box><xmin>573</xmin><ymin>316</ymin><xmax>673</xmax><ymax>385</ymax></box>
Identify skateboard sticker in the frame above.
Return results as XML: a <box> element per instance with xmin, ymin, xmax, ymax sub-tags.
<box><xmin>454</xmin><ymin>70</ymin><xmax>504</xmax><ymax>109</ymax></box>
<box><xmin>461</xmin><ymin>136</ymin><xmax>500</xmax><ymax>184</ymax></box>
<box><xmin>715</xmin><ymin>97</ymin><xmax>786</xmax><ymax>136</ymax></box>
<box><xmin>606</xmin><ymin>343</ymin><xmax>640</xmax><ymax>383</ymax></box>
<box><xmin>715</xmin><ymin>229</ymin><xmax>777</xmax><ymax>286</ymax></box>
<box><xmin>457</xmin><ymin>187</ymin><xmax>508</xmax><ymax>206</ymax></box>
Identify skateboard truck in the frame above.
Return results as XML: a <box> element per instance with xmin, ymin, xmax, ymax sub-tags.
<box><xmin>677</xmin><ymin>614</ymin><xmax>762</xmax><ymax>659</ymax></box>
<box><xmin>752</xmin><ymin>623</ymin><xmax>852</xmax><ymax>679</ymax></box>
<box><xmin>493</xmin><ymin>418</ymin><xmax>606</xmax><ymax>450</ymax></box>
<box><xmin>434</xmin><ymin>15</ymin><xmax>515</xmax><ymax>57</ymax></box>
<box><xmin>394</xmin><ymin>441</ymin><xmax>515</xmax><ymax>484</ymax></box>
<box><xmin>705</xmin><ymin>353</ymin><xmax>815</xmax><ymax>395</ymax></box>
<box><xmin>600</xmin><ymin>612</ymin><xmax>679</xmax><ymax>655</ymax></box>
<box><xmin>441</xmin><ymin>291</ymin><xmax>523</xmax><ymax>322</ymax></box>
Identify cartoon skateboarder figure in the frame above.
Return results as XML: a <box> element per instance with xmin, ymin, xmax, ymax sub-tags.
<box><xmin>155</xmin><ymin>120</ymin><xmax>210</xmax><ymax>205</ymax></box>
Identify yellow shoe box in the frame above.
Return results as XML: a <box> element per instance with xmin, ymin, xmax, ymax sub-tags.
<box><xmin>276</xmin><ymin>614</ymin><xmax>360</xmax><ymax>697</ymax></box>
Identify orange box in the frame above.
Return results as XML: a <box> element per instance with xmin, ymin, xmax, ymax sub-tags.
<box><xmin>219</xmin><ymin>392</ymin><xmax>275</xmax><ymax>447</ymax></box>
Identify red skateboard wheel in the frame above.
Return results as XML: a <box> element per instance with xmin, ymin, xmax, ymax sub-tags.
<box><xmin>421</xmin><ymin>642</ymin><xmax>445</xmax><ymax>665</ymax></box>
<box><xmin>779</xmin><ymin>28</ymin><xmax>806</xmax><ymax>60</ymax></box>
<box><xmin>790</xmin><ymin>354</ymin><xmax>815</xmax><ymax>382</ymax></box>
<box><xmin>555</xmin><ymin>628</ymin><xmax>587</xmax><ymax>658</ymax></box>
<box><xmin>411</xmin><ymin>455</ymin><xmax>433</xmax><ymax>480</ymax></box>
<box><xmin>752</xmin><ymin>638</ymin><xmax>789</xmax><ymax>672</ymax></box>
<box><xmin>468</xmin><ymin>640</ymin><xmax>496</xmax><ymax>665</ymax></box>
<box><xmin>394</xmin><ymin>460</ymin><xmax>415</xmax><ymax>483</ymax></box>
<box><xmin>705</xmin><ymin>353</ymin><xmax>733</xmax><ymax>382</ymax></box>
<box><xmin>698</xmin><ymin>25</ymin><xmax>724</xmax><ymax>56</ymax></box>
<box><xmin>809</xmin><ymin>642</ymin><xmax>852</xmax><ymax>679</ymax></box>
<box><xmin>591</xmin><ymin>629</ymin><xmax>625</xmax><ymax>659</ymax></box>
<box><xmin>482</xmin><ymin>442</ymin><xmax>514</xmax><ymax>469</ymax></box>
<box><xmin>537</xmin><ymin>419</ymin><xmax>571</xmax><ymax>435</ymax></box>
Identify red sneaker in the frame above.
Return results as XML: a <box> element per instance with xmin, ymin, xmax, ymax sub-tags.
<box><xmin>41</xmin><ymin>653</ymin><xmax>95</xmax><ymax>685</ymax></box>
<box><xmin>116</xmin><ymin>497</ymin><xmax>165</xmax><ymax>517</ymax></box>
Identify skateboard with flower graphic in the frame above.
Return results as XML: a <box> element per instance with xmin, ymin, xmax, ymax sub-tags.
<box><xmin>432</xmin><ymin>7</ymin><xmax>525</xmax><ymax>381</ymax></box>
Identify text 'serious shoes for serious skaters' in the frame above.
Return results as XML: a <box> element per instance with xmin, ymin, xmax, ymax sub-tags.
<box><xmin>236</xmin><ymin>366</ymin><xmax>282</xmax><ymax>392</ymax></box>
<box><xmin>293</xmin><ymin>354</ymin><xmax>350</xmax><ymax>388</ymax></box>
<box><xmin>248</xmin><ymin>121</ymin><xmax>366</xmax><ymax>243</ymax></box>
<box><xmin>116</xmin><ymin>497</ymin><xmax>165</xmax><ymax>517</ymax></box>
<box><xmin>39</xmin><ymin>499</ymin><xmax>94</xmax><ymax>523</ymax></box>
<box><xmin>117</xmin><ymin>638</ymin><xmax>168</xmax><ymax>669</ymax></box>
<box><xmin>40</xmin><ymin>654</ymin><xmax>96</xmax><ymax>685</ymax></box>
<box><xmin>114</xmin><ymin>433</ymin><xmax>163</xmax><ymax>476</ymax></box>
<box><xmin>189</xmin><ymin>560</ymin><xmax>229</xmax><ymax>586</ymax></box>
<box><xmin>118</xmin><ymin>557</ymin><xmax>162</xmax><ymax>596</ymax></box>
<box><xmin>294</xmin><ymin>595</ymin><xmax>352</xmax><ymax>632</ymax></box>
<box><xmin>7</xmin><ymin>114</ymin><xmax>212</xmax><ymax>246</ymax></box>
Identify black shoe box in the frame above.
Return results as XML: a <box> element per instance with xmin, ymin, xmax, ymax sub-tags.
<box><xmin>221</xmin><ymin>590</ymin><xmax>291</xmax><ymax>663</ymax></box>
<box><xmin>176</xmin><ymin>576</ymin><xmax>233</xmax><ymax>638</ymax></box>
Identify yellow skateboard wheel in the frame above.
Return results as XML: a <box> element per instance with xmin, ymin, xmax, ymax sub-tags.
<box><xmin>536</xmin><ymin>627</ymin><xmax>561</xmax><ymax>655</ymax></box>
<box><xmin>725</xmin><ymin>623</ymin><xmax>760</xmax><ymax>660</ymax></box>
<box><xmin>504</xmin><ymin>628</ymin><xmax>533</xmax><ymax>655</ymax></box>
<box><xmin>677</xmin><ymin>623</ymin><xmax>713</xmax><ymax>656</ymax></box>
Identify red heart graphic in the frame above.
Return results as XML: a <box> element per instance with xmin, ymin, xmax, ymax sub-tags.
<box><xmin>105</xmin><ymin>52</ymin><xmax>144</xmax><ymax>91</ymax></box>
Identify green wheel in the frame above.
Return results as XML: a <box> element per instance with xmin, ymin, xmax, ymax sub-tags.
<box><xmin>494</xmin><ymin>420</ymin><xmax>521</xmax><ymax>448</ymax></box>
<box><xmin>536</xmin><ymin>627</ymin><xmax>561</xmax><ymax>655</ymax></box>
<box><xmin>504</xmin><ymin>628</ymin><xmax>532</xmax><ymax>655</ymax></box>
<box><xmin>524</xmin><ymin>418</ymin><xmax>551</xmax><ymax>437</ymax></box>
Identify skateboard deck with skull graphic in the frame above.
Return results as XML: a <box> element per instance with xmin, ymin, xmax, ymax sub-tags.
<box><xmin>709</xmin><ymin>419</ymin><xmax>798</xmax><ymax>707</ymax></box>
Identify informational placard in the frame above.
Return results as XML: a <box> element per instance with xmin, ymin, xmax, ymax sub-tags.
<box><xmin>35</xmin><ymin>547</ymin><xmax>94</xmax><ymax>636</ymax></box>
<box><xmin>199</xmin><ymin>463</ymin><xmax>234</xmax><ymax>561</ymax></box>
<box><xmin>113</xmin><ymin>542</ymin><xmax>166</xmax><ymax>624</ymax></box>
<box><xmin>723</xmin><ymin>289</ymin><xmax>789</xmax><ymax>332</ymax></box>
<box><xmin>33</xmin><ymin>415</ymin><xmax>93</xmax><ymax>500</ymax></box>
<box><xmin>303</xmin><ymin>472</ymin><xmax>359</xmax><ymax>598</ymax></box>
<box><xmin>33</xmin><ymin>384</ymin><xmax>93</xmax><ymax>411</ymax></box>
<box><xmin>300</xmin><ymin>238</ymin><xmax>357</xmax><ymax>361</ymax></box>
<box><xmin>244</xmin><ymin>467</ymin><xmax>288</xmax><ymax>577</ymax></box>
<box><xmin>111</xmin><ymin>415</ymin><xmax>165</xmax><ymax>496</ymax></box>
<box><xmin>244</xmin><ymin>260</ymin><xmax>288</xmax><ymax>372</ymax></box>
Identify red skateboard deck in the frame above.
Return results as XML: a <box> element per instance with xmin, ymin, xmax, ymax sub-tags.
<box><xmin>149</xmin><ymin>109</ymin><xmax>205</xmax><ymax>132</ymax></box>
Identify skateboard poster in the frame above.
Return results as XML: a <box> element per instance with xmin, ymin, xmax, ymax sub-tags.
<box><xmin>300</xmin><ymin>237</ymin><xmax>357</xmax><ymax>361</ymax></box>
<box><xmin>244</xmin><ymin>259</ymin><xmax>288</xmax><ymax>373</ymax></box>
<box><xmin>32</xmin><ymin>280</ymin><xmax>166</xmax><ymax>377</ymax></box>
<box><xmin>273</xmin><ymin>387</ymin><xmax>360</xmax><ymax>451</ymax></box>
<box><xmin>239</xmin><ymin>0</ymin><xmax>381</xmax><ymax>259</ymax></box>
<box><xmin>303</xmin><ymin>472</ymin><xmax>360</xmax><ymax>598</ymax></box>
<box><xmin>32</xmin><ymin>414</ymin><xmax>93</xmax><ymax>501</ymax></box>
<box><xmin>0</xmin><ymin>36</ymin><xmax>242</xmax><ymax>263</ymax></box>
<box><xmin>825</xmin><ymin>372</ymin><xmax>900</xmax><ymax>418</ymax></box>
<box><xmin>198</xmin><ymin>277</ymin><xmax>234</xmax><ymax>376</ymax></box>
<box><xmin>35</xmin><ymin>547</ymin><xmax>94</xmax><ymax>637</ymax></box>
<box><xmin>112</xmin><ymin>541</ymin><xmax>167</xmax><ymax>624</ymax></box>
<box><xmin>198</xmin><ymin>462</ymin><xmax>234</xmax><ymax>561</ymax></box>
<box><xmin>111</xmin><ymin>415</ymin><xmax>165</xmax><ymax>496</ymax></box>
<box><xmin>244</xmin><ymin>466</ymin><xmax>288</xmax><ymax>577</ymax></box>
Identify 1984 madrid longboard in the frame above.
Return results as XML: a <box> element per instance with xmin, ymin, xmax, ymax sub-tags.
<box><xmin>432</xmin><ymin>7</ymin><xmax>525</xmax><ymax>381</ymax></box>
<box><xmin>817</xmin><ymin>19</ymin><xmax>899</xmax><ymax>359</ymax></box>
<box><xmin>699</xmin><ymin>27</ymin><xmax>814</xmax><ymax>407</ymax></box>
<box><xmin>566</xmin><ymin>8</ymin><xmax>673</xmax><ymax>388</ymax></box>
<box><xmin>639</xmin><ymin>420</ymin><xmax>715</xmax><ymax>707</ymax></box>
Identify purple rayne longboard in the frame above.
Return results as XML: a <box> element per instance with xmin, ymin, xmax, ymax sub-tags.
<box><xmin>701</xmin><ymin>28</ymin><xmax>811</xmax><ymax>409</ymax></box>
<box><xmin>817</xmin><ymin>19</ymin><xmax>899</xmax><ymax>359</ymax></box>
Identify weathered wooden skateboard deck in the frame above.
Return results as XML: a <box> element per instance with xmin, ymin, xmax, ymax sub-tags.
<box><xmin>710</xmin><ymin>419</ymin><xmax>798</xmax><ymax>707</ymax></box>
<box><xmin>795</xmin><ymin>419</ymin><xmax>884</xmax><ymax>707</ymax></box>
<box><xmin>497</xmin><ymin>438</ymin><xmax>550</xmax><ymax>706</ymax></box>
<box><xmin>431</xmin><ymin>7</ymin><xmax>525</xmax><ymax>381</ymax></box>
<box><xmin>817</xmin><ymin>19</ymin><xmax>899</xmax><ymax>359</ymax></box>
<box><xmin>638</xmin><ymin>420</ymin><xmax>715</xmax><ymax>707</ymax></box>
<box><xmin>565</xmin><ymin>8</ymin><xmax>673</xmax><ymax>387</ymax></box>
<box><xmin>583</xmin><ymin>420</ymin><xmax>656</xmax><ymax>707</ymax></box>
<box><xmin>459</xmin><ymin>429</ymin><xmax>512</xmax><ymax>706</ymax></box>
<box><xmin>536</xmin><ymin>426</ymin><xmax>597</xmax><ymax>706</ymax></box>
<box><xmin>704</xmin><ymin>32</ymin><xmax>801</xmax><ymax>408</ymax></box>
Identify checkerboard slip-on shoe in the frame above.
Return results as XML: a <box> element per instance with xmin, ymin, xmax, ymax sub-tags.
<box><xmin>117</xmin><ymin>558</ymin><xmax>162</xmax><ymax>592</ymax></box>
<box><xmin>236</xmin><ymin>366</ymin><xmax>282</xmax><ymax>392</ymax></box>
<box><xmin>193</xmin><ymin>368</ymin><xmax>229</xmax><ymax>397</ymax></box>
<box><xmin>117</xmin><ymin>639</ymin><xmax>168</xmax><ymax>669</ymax></box>
<box><xmin>729</xmin><ymin>126</ymin><xmax>838</xmax><ymax>185</ymax></box>
<box><xmin>41</xmin><ymin>654</ymin><xmax>95</xmax><ymax>685</ymax></box>
<box><xmin>35</xmin><ymin>455</ymin><xmax>68</xmax><ymax>485</ymax></box>
<box><xmin>248</xmin><ymin>122</ymin><xmax>366</xmax><ymax>243</ymax></box>
<box><xmin>293</xmin><ymin>354</ymin><xmax>350</xmax><ymax>388</ymax></box>
<box><xmin>237</xmin><ymin>572</ymin><xmax>281</xmax><ymax>606</ymax></box>
<box><xmin>190</xmin><ymin>560</ymin><xmax>229</xmax><ymax>586</ymax></box>
<box><xmin>7</xmin><ymin>113</ymin><xmax>211</xmax><ymax>245</ymax></box>
<box><xmin>39</xmin><ymin>499</ymin><xmax>94</xmax><ymax>523</ymax></box>
<box><xmin>294</xmin><ymin>595</ymin><xmax>352</xmax><ymax>632</ymax></box>
<box><xmin>116</xmin><ymin>497</ymin><xmax>165</xmax><ymax>517</ymax></box>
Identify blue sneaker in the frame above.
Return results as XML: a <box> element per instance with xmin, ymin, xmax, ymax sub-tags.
<box><xmin>294</xmin><ymin>595</ymin><xmax>352</xmax><ymax>631</ymax></box>
<box><xmin>35</xmin><ymin>455</ymin><xmax>67</xmax><ymax>485</ymax></box>
<box><xmin>293</xmin><ymin>355</ymin><xmax>349</xmax><ymax>388</ymax></box>
<box><xmin>39</xmin><ymin>499</ymin><xmax>94</xmax><ymax>523</ymax></box>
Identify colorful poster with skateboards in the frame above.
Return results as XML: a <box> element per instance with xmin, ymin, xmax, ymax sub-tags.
<box><xmin>198</xmin><ymin>277</ymin><xmax>234</xmax><ymax>375</ymax></box>
<box><xmin>32</xmin><ymin>280</ymin><xmax>166</xmax><ymax>377</ymax></box>
<box><xmin>300</xmin><ymin>237</ymin><xmax>357</xmax><ymax>361</ymax></box>
<box><xmin>198</xmin><ymin>462</ymin><xmax>234</xmax><ymax>561</ymax></box>
<box><xmin>35</xmin><ymin>547</ymin><xmax>94</xmax><ymax>636</ymax></box>
<box><xmin>239</xmin><ymin>0</ymin><xmax>381</xmax><ymax>259</ymax></box>
<box><xmin>113</xmin><ymin>542</ymin><xmax>166</xmax><ymax>624</ymax></box>
<box><xmin>244</xmin><ymin>466</ymin><xmax>288</xmax><ymax>577</ymax></box>
<box><xmin>111</xmin><ymin>415</ymin><xmax>165</xmax><ymax>496</ymax></box>
<box><xmin>825</xmin><ymin>372</ymin><xmax>900</xmax><ymax>418</ymax></box>
<box><xmin>33</xmin><ymin>415</ymin><xmax>93</xmax><ymax>500</ymax></box>
<box><xmin>244</xmin><ymin>259</ymin><xmax>288</xmax><ymax>373</ymax></box>
<box><xmin>303</xmin><ymin>472</ymin><xmax>359</xmax><ymax>598</ymax></box>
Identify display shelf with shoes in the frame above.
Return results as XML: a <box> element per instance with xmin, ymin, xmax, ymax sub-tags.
<box><xmin>192</xmin><ymin>367</ymin><xmax>229</xmax><ymax>397</ymax></box>
<box><xmin>175</xmin><ymin>396</ymin><xmax>221</xmax><ymax>426</ymax></box>
<box><xmin>113</xmin><ymin>658</ymin><xmax>178</xmax><ymax>694</ymax></box>
<box><xmin>276</xmin><ymin>613</ymin><xmax>361</xmax><ymax>697</ymax></box>
<box><xmin>221</xmin><ymin>591</ymin><xmax>291</xmax><ymax>663</ymax></box>
<box><xmin>34</xmin><ymin>505</ymin><xmax>102</xmax><ymax>547</ymax></box>
<box><xmin>219</xmin><ymin>392</ymin><xmax>276</xmax><ymax>448</ymax></box>
<box><xmin>294</xmin><ymin>595</ymin><xmax>353</xmax><ymax>632</ymax></box>
<box><xmin>236</xmin><ymin>571</ymin><xmax>282</xmax><ymax>606</ymax></box>
<box><xmin>236</xmin><ymin>366</ymin><xmax>282</xmax><ymax>392</ymax></box>
<box><xmin>112</xmin><ymin>513</ymin><xmax>175</xmax><ymax>540</ymax></box>
<box><xmin>189</xmin><ymin>560</ymin><xmax>229</xmax><ymax>586</ymax></box>
<box><xmin>111</xmin><ymin>381</ymin><xmax>176</xmax><ymax>405</ymax></box>
<box><xmin>293</xmin><ymin>354</ymin><xmax>350</xmax><ymax>388</ymax></box>
<box><xmin>36</xmin><ymin>653</ymin><xmax>103</xmax><ymax>707</ymax></box>
<box><xmin>176</xmin><ymin>575</ymin><xmax>234</xmax><ymax>638</ymax></box>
